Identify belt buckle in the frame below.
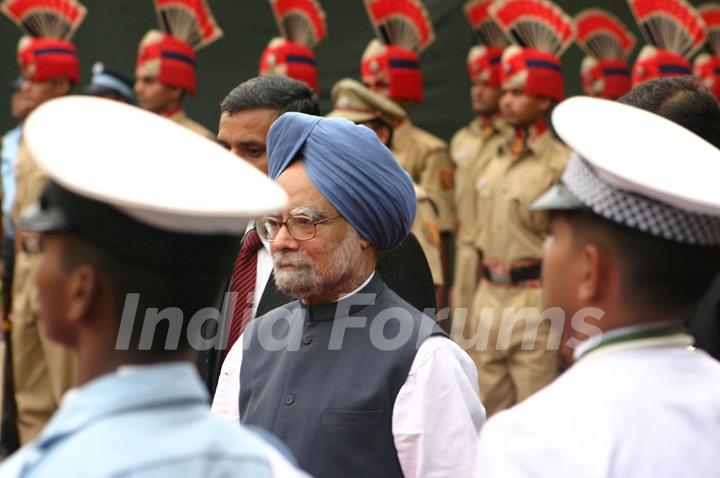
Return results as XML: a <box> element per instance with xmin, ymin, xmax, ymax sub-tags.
<box><xmin>486</xmin><ymin>265</ymin><xmax>512</xmax><ymax>285</ymax></box>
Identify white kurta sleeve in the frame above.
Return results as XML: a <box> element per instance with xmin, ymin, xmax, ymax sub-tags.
<box><xmin>392</xmin><ymin>336</ymin><xmax>486</xmax><ymax>477</ymax></box>
<box><xmin>210</xmin><ymin>338</ymin><xmax>244</xmax><ymax>424</ymax></box>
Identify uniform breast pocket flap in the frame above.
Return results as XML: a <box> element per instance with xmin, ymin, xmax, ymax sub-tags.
<box><xmin>510</xmin><ymin>189</ymin><xmax>550</xmax><ymax>233</ymax></box>
<box><xmin>321</xmin><ymin>409</ymin><xmax>384</xmax><ymax>428</ymax></box>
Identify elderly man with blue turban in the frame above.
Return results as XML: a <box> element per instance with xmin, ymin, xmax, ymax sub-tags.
<box><xmin>223</xmin><ymin>113</ymin><xmax>485</xmax><ymax>478</ymax></box>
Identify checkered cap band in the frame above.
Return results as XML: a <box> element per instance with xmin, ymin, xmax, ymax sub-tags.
<box><xmin>562</xmin><ymin>154</ymin><xmax>720</xmax><ymax>246</ymax></box>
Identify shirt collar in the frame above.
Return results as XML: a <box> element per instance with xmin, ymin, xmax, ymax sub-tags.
<box><xmin>469</xmin><ymin>114</ymin><xmax>501</xmax><ymax>136</ymax></box>
<box><xmin>162</xmin><ymin>106</ymin><xmax>183</xmax><ymax>119</ymax></box>
<box><xmin>500</xmin><ymin>121</ymin><xmax>552</xmax><ymax>159</ymax></box>
<box><xmin>2</xmin><ymin>125</ymin><xmax>22</xmax><ymax>141</ymax></box>
<box><xmin>301</xmin><ymin>271</ymin><xmax>382</xmax><ymax>322</ymax></box>
<box><xmin>337</xmin><ymin>271</ymin><xmax>375</xmax><ymax>301</ymax></box>
<box><xmin>394</xmin><ymin>118</ymin><xmax>412</xmax><ymax>138</ymax></box>
<box><xmin>573</xmin><ymin>320</ymin><xmax>688</xmax><ymax>361</ymax></box>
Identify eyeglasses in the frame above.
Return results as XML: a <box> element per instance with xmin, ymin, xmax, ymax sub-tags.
<box><xmin>255</xmin><ymin>214</ymin><xmax>341</xmax><ymax>241</ymax></box>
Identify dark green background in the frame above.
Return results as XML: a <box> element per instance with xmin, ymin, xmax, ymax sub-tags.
<box><xmin>0</xmin><ymin>0</ymin><xmax>705</xmax><ymax>140</ymax></box>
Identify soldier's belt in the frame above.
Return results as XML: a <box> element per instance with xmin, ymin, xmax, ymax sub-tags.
<box><xmin>482</xmin><ymin>260</ymin><xmax>541</xmax><ymax>286</ymax></box>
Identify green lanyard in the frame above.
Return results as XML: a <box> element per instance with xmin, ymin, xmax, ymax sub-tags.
<box><xmin>580</xmin><ymin>323</ymin><xmax>687</xmax><ymax>359</ymax></box>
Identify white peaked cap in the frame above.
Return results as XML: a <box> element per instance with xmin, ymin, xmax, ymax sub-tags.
<box><xmin>532</xmin><ymin>96</ymin><xmax>720</xmax><ymax>246</ymax></box>
<box><xmin>21</xmin><ymin>96</ymin><xmax>287</xmax><ymax>235</ymax></box>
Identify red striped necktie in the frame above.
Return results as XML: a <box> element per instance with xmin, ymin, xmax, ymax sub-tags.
<box><xmin>226</xmin><ymin>229</ymin><xmax>263</xmax><ymax>354</ymax></box>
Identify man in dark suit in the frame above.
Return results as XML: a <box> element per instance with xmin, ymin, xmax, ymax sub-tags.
<box><xmin>197</xmin><ymin>76</ymin><xmax>437</xmax><ymax>394</ymax></box>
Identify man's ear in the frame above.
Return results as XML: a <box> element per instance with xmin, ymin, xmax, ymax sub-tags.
<box><xmin>170</xmin><ymin>85</ymin><xmax>183</xmax><ymax>102</ymax></box>
<box><xmin>577</xmin><ymin>243</ymin><xmax>611</xmax><ymax>303</ymax></box>
<box><xmin>376</xmin><ymin>124</ymin><xmax>391</xmax><ymax>146</ymax></box>
<box><xmin>538</xmin><ymin>97</ymin><xmax>552</xmax><ymax>115</ymax></box>
<box><xmin>65</xmin><ymin>264</ymin><xmax>101</xmax><ymax>325</ymax></box>
<box><xmin>53</xmin><ymin>78</ymin><xmax>71</xmax><ymax>97</ymax></box>
<box><xmin>358</xmin><ymin>235</ymin><xmax>372</xmax><ymax>250</ymax></box>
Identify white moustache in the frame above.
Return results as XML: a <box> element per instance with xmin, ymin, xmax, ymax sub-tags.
<box><xmin>273</xmin><ymin>254</ymin><xmax>312</xmax><ymax>269</ymax></box>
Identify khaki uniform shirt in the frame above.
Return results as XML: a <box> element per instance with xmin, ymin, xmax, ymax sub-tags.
<box><xmin>412</xmin><ymin>185</ymin><xmax>443</xmax><ymax>286</ymax></box>
<box><xmin>12</xmin><ymin>140</ymin><xmax>46</xmax><ymax>227</ymax></box>
<box><xmin>473</xmin><ymin>129</ymin><xmax>569</xmax><ymax>265</ymax></box>
<box><xmin>12</xmin><ymin>139</ymin><xmax>47</xmax><ymax>315</ymax></box>
<box><xmin>169</xmin><ymin>110</ymin><xmax>215</xmax><ymax>140</ymax></box>
<box><xmin>451</xmin><ymin>117</ymin><xmax>506</xmax><ymax>247</ymax></box>
<box><xmin>393</xmin><ymin>121</ymin><xmax>455</xmax><ymax>232</ymax></box>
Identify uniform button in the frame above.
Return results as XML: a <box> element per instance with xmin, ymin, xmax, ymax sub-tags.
<box><xmin>302</xmin><ymin>335</ymin><xmax>314</xmax><ymax>345</ymax></box>
<box><xmin>284</xmin><ymin>394</ymin><xmax>295</xmax><ymax>406</ymax></box>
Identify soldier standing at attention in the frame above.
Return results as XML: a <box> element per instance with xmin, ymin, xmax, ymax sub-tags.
<box><xmin>360</xmin><ymin>0</ymin><xmax>455</xmax><ymax>310</ymax></box>
<box><xmin>2</xmin><ymin>0</ymin><xmax>86</xmax><ymax>445</ymax></box>
<box><xmin>134</xmin><ymin>0</ymin><xmax>222</xmax><ymax>139</ymax></box>
<box><xmin>1</xmin><ymin>78</ymin><xmax>32</xmax><ymax>323</ymax></box>
<box><xmin>468</xmin><ymin>0</ymin><xmax>574</xmax><ymax>416</ymax></box>
<box><xmin>450</xmin><ymin>0</ymin><xmax>509</xmax><ymax>321</ymax></box>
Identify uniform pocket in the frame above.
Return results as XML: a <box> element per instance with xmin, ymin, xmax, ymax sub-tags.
<box><xmin>510</xmin><ymin>188</ymin><xmax>550</xmax><ymax>235</ymax></box>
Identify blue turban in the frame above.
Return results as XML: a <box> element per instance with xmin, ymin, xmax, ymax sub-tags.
<box><xmin>267</xmin><ymin>112</ymin><xmax>416</xmax><ymax>251</ymax></box>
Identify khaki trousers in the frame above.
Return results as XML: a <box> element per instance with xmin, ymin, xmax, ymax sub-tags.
<box><xmin>11</xmin><ymin>251</ymin><xmax>77</xmax><ymax>444</ymax></box>
<box><xmin>458</xmin><ymin>280</ymin><xmax>558</xmax><ymax>417</ymax></box>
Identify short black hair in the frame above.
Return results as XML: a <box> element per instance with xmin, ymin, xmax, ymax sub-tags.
<box><xmin>618</xmin><ymin>76</ymin><xmax>720</xmax><ymax>148</ymax></box>
<box><xmin>366</xmin><ymin>118</ymin><xmax>395</xmax><ymax>148</ymax></box>
<box><xmin>220</xmin><ymin>76</ymin><xmax>320</xmax><ymax>116</ymax></box>
<box><xmin>61</xmin><ymin>234</ymin><xmax>232</xmax><ymax>358</ymax></box>
<box><xmin>567</xmin><ymin>76</ymin><xmax>720</xmax><ymax>314</ymax></box>
<box><xmin>564</xmin><ymin>209</ymin><xmax>720</xmax><ymax>315</ymax></box>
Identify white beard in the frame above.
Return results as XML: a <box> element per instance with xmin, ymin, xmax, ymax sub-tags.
<box><xmin>273</xmin><ymin>230</ymin><xmax>365</xmax><ymax>301</ymax></box>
